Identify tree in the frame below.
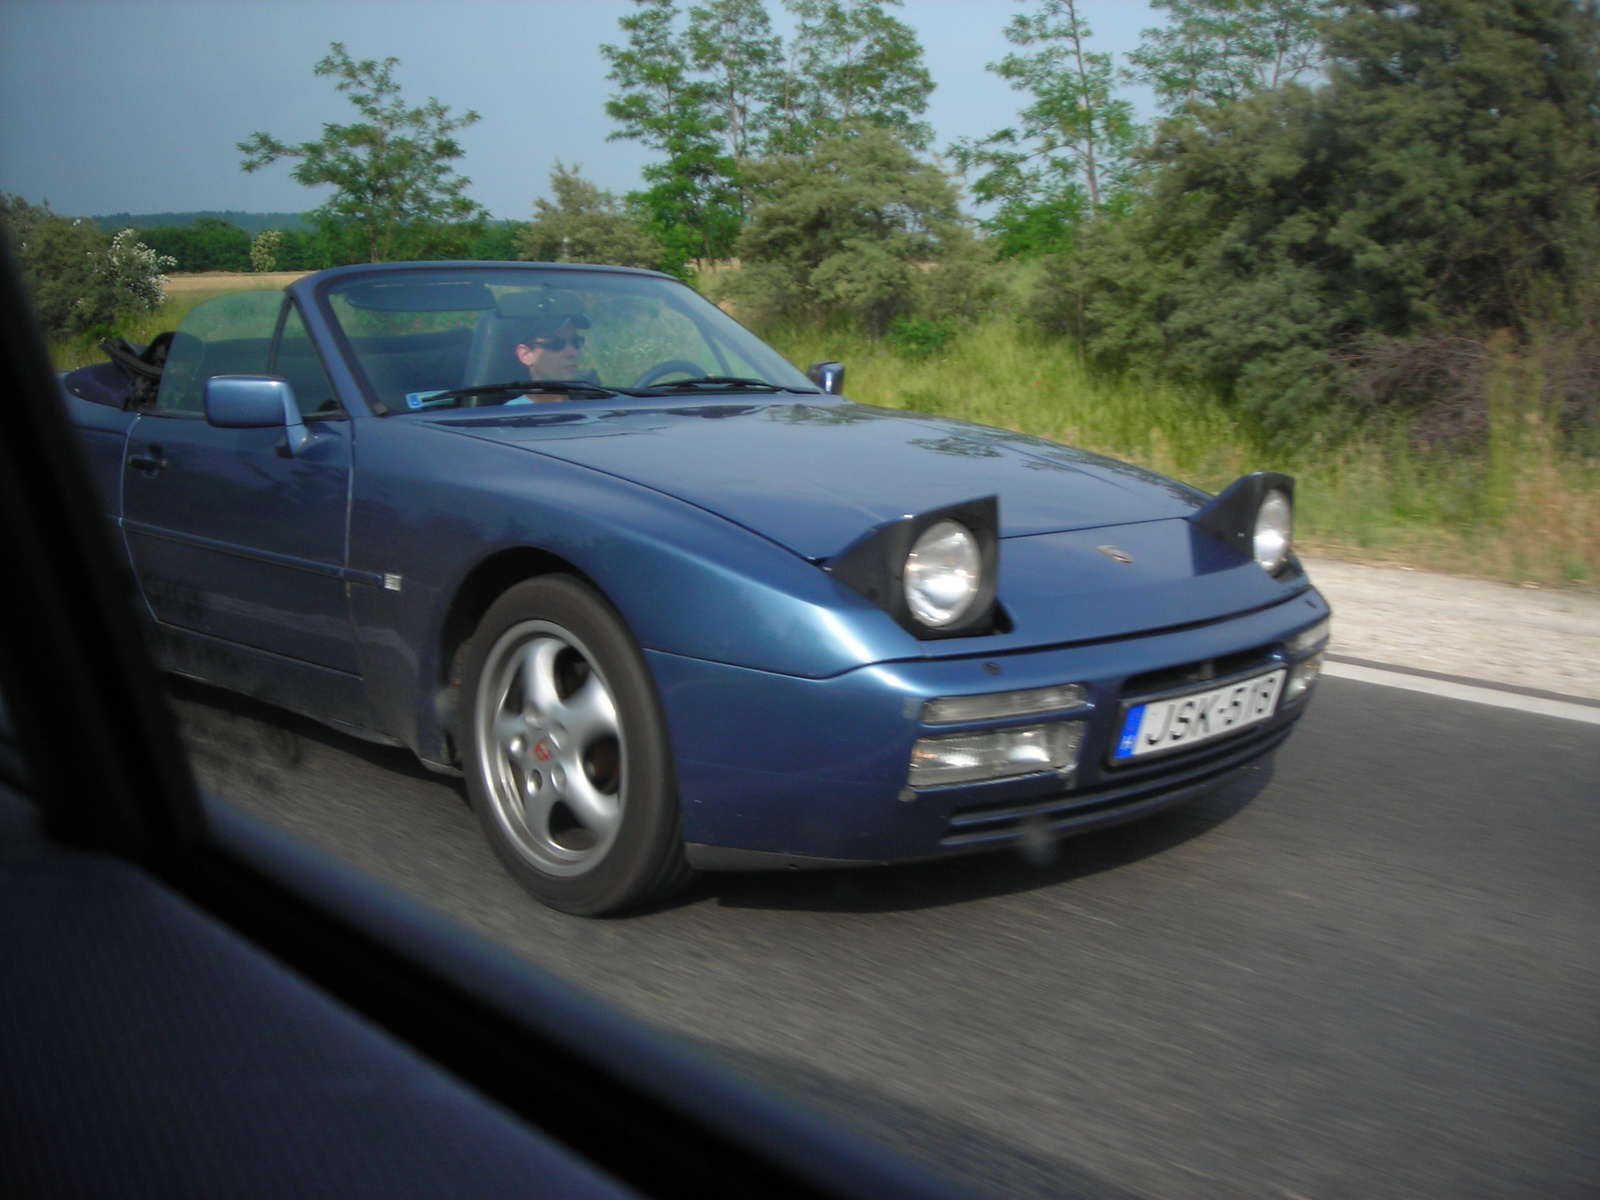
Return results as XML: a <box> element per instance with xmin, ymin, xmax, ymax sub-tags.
<box><xmin>730</xmin><ymin>128</ymin><xmax>994</xmax><ymax>332</ymax></box>
<box><xmin>186</xmin><ymin>217</ymin><xmax>251</xmax><ymax>271</ymax></box>
<box><xmin>601</xmin><ymin>0</ymin><xmax>937</xmax><ymax>260</ymax></box>
<box><xmin>773</xmin><ymin>0</ymin><xmax>934</xmax><ymax>152</ymax></box>
<box><xmin>949</xmin><ymin>0</ymin><xmax>1142</xmax><ymax>256</ymax></box>
<box><xmin>465</xmin><ymin>221</ymin><xmax>531</xmax><ymax>262</ymax></box>
<box><xmin>1126</xmin><ymin>0</ymin><xmax>1332</xmax><ymax>113</ymax></box>
<box><xmin>686</xmin><ymin>0</ymin><xmax>784</xmax><ymax>160</ymax></box>
<box><xmin>516</xmin><ymin>163</ymin><xmax>665</xmax><ymax>269</ymax></box>
<box><xmin>602</xmin><ymin>0</ymin><xmax>744</xmax><ymax>265</ymax></box>
<box><xmin>238</xmin><ymin>43</ymin><xmax>485</xmax><ymax>264</ymax></box>
<box><xmin>1319</xmin><ymin>0</ymin><xmax>1600</xmax><ymax>332</ymax></box>
<box><xmin>138</xmin><ymin>217</ymin><xmax>252</xmax><ymax>272</ymax></box>
<box><xmin>272</xmin><ymin>228</ymin><xmax>334</xmax><ymax>271</ymax></box>
<box><xmin>1056</xmin><ymin>0</ymin><xmax>1600</xmax><ymax>432</ymax></box>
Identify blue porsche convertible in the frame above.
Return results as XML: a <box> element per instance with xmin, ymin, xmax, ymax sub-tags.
<box><xmin>61</xmin><ymin>262</ymin><xmax>1330</xmax><ymax>914</ymax></box>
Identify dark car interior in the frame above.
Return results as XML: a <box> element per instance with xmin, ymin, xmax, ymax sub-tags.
<box><xmin>0</xmin><ymin>244</ymin><xmax>977</xmax><ymax>1197</ymax></box>
<box><xmin>348</xmin><ymin>324</ymin><xmax>477</xmax><ymax>400</ymax></box>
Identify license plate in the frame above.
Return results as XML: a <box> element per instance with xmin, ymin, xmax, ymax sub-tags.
<box><xmin>1113</xmin><ymin>669</ymin><xmax>1286</xmax><ymax>761</ymax></box>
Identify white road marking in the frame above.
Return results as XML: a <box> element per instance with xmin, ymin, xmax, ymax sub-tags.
<box><xmin>1321</xmin><ymin>660</ymin><xmax>1600</xmax><ymax>726</ymax></box>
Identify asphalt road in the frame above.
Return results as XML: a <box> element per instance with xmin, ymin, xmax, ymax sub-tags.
<box><xmin>169</xmin><ymin>674</ymin><xmax>1599</xmax><ymax>1200</ymax></box>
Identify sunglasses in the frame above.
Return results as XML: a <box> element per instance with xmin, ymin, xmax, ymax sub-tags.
<box><xmin>530</xmin><ymin>334</ymin><xmax>585</xmax><ymax>351</ymax></box>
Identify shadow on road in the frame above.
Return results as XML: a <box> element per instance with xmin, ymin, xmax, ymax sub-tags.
<box><xmin>692</xmin><ymin>763</ymin><xmax>1275</xmax><ymax>915</ymax></box>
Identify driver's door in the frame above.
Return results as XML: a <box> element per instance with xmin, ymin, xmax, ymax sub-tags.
<box><xmin>121</xmin><ymin>293</ymin><xmax>360</xmax><ymax>675</ymax></box>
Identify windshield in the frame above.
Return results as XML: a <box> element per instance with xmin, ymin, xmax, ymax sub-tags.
<box><xmin>319</xmin><ymin>266</ymin><xmax>817</xmax><ymax>412</ymax></box>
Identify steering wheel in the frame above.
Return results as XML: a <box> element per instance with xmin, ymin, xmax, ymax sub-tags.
<box><xmin>631</xmin><ymin>360</ymin><xmax>707</xmax><ymax>388</ymax></box>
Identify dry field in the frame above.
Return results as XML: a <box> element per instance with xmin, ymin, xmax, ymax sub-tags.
<box><xmin>164</xmin><ymin>271</ymin><xmax>308</xmax><ymax>293</ymax></box>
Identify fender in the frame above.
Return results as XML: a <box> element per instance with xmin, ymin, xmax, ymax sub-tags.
<box><xmin>345</xmin><ymin>417</ymin><xmax>922</xmax><ymax>761</ymax></box>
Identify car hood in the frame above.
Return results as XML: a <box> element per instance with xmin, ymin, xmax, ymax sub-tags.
<box><xmin>433</xmin><ymin>398</ymin><xmax>1206</xmax><ymax>560</ymax></box>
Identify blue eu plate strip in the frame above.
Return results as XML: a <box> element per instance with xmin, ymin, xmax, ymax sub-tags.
<box><xmin>1114</xmin><ymin>706</ymin><xmax>1144</xmax><ymax>760</ymax></box>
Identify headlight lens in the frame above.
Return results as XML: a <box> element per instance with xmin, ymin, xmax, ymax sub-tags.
<box><xmin>908</xmin><ymin>721</ymin><xmax>1085</xmax><ymax>788</ymax></box>
<box><xmin>1254</xmin><ymin>489</ymin><xmax>1293</xmax><ymax>572</ymax></box>
<box><xmin>904</xmin><ymin>519</ymin><xmax>981</xmax><ymax>627</ymax></box>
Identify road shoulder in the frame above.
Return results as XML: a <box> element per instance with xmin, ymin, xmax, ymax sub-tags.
<box><xmin>1301</xmin><ymin>556</ymin><xmax>1600</xmax><ymax>702</ymax></box>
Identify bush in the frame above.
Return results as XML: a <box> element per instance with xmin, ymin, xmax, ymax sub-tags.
<box><xmin>730</xmin><ymin>127</ymin><xmax>996</xmax><ymax>333</ymax></box>
<box><xmin>250</xmin><ymin>230</ymin><xmax>282</xmax><ymax>272</ymax></box>
<box><xmin>1337</xmin><ymin>328</ymin><xmax>1600</xmax><ymax>455</ymax></box>
<box><xmin>3</xmin><ymin>196</ymin><xmax>105</xmax><ymax>339</ymax></box>
<box><xmin>885</xmin><ymin>315</ymin><xmax>957</xmax><ymax>359</ymax></box>
<box><xmin>77</xmin><ymin>229</ymin><xmax>176</xmax><ymax>329</ymax></box>
<box><xmin>1</xmin><ymin>195</ymin><xmax>172</xmax><ymax>339</ymax></box>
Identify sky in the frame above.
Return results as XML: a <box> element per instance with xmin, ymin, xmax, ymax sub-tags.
<box><xmin>0</xmin><ymin>0</ymin><xmax>1162</xmax><ymax>221</ymax></box>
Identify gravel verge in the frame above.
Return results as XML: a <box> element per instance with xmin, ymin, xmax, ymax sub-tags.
<box><xmin>1302</xmin><ymin>556</ymin><xmax>1600</xmax><ymax>701</ymax></box>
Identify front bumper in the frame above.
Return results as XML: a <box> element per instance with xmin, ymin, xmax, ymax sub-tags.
<box><xmin>650</xmin><ymin>587</ymin><xmax>1330</xmax><ymax>866</ymax></box>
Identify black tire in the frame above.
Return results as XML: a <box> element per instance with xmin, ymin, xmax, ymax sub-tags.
<box><xmin>459</xmin><ymin>575</ymin><xmax>688</xmax><ymax>915</ymax></box>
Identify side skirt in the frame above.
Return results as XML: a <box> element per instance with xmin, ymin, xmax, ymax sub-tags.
<box><xmin>151</xmin><ymin>621</ymin><xmax>394</xmax><ymax>748</ymax></box>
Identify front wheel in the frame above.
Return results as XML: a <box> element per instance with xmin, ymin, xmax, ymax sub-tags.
<box><xmin>461</xmin><ymin>576</ymin><xmax>688</xmax><ymax>915</ymax></box>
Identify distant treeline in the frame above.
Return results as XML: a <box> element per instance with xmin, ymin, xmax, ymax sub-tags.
<box><xmin>127</xmin><ymin>215</ymin><xmax>527</xmax><ymax>273</ymax></box>
<box><xmin>0</xmin><ymin>190</ymin><xmax>534</xmax><ymax>338</ymax></box>
<box><xmin>90</xmin><ymin>210</ymin><xmax>308</xmax><ymax>236</ymax></box>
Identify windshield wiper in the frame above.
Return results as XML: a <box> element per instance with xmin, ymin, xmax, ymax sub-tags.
<box><xmin>414</xmin><ymin>379</ymin><xmax>624</xmax><ymax>408</ymax></box>
<box><xmin>633</xmin><ymin>376</ymin><xmax>789</xmax><ymax>393</ymax></box>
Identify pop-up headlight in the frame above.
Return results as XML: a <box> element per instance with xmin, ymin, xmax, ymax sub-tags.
<box><xmin>1254</xmin><ymin>489</ymin><xmax>1292</xmax><ymax>572</ymax></box>
<box><xmin>1191</xmin><ymin>472</ymin><xmax>1297</xmax><ymax>576</ymax></box>
<box><xmin>828</xmin><ymin>496</ymin><xmax>1000</xmax><ymax>638</ymax></box>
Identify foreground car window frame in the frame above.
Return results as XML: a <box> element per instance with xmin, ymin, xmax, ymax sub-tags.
<box><xmin>0</xmin><ymin>240</ymin><xmax>977</xmax><ymax>1200</ymax></box>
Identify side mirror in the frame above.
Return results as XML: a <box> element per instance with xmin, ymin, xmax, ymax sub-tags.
<box><xmin>204</xmin><ymin>375</ymin><xmax>313</xmax><ymax>456</ymax></box>
<box><xmin>806</xmin><ymin>361</ymin><xmax>845</xmax><ymax>395</ymax></box>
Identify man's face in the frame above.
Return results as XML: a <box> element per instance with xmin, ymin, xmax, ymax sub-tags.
<box><xmin>516</xmin><ymin>321</ymin><xmax>583</xmax><ymax>382</ymax></box>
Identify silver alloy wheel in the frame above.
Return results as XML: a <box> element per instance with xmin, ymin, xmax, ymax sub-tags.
<box><xmin>473</xmin><ymin>619</ymin><xmax>625</xmax><ymax>877</ymax></box>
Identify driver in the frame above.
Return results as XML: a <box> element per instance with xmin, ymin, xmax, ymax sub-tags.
<box><xmin>509</xmin><ymin>291</ymin><xmax>593</xmax><ymax>397</ymax></box>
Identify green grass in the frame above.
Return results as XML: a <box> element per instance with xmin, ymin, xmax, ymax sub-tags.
<box><xmin>767</xmin><ymin>320</ymin><xmax>1263</xmax><ymax>485</ymax></box>
<box><xmin>762</xmin><ymin>319</ymin><xmax>1600</xmax><ymax>590</ymax></box>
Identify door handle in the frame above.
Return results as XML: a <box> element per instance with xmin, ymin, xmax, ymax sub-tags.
<box><xmin>127</xmin><ymin>445</ymin><xmax>168</xmax><ymax>474</ymax></box>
